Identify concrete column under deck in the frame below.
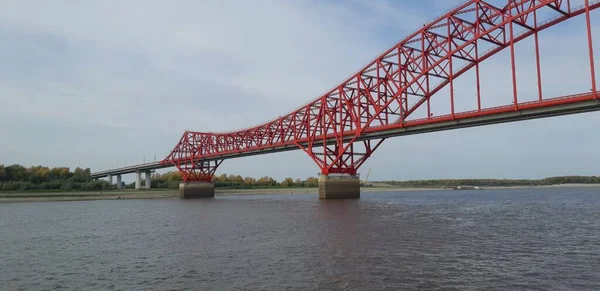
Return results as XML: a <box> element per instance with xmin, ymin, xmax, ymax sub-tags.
<box><xmin>318</xmin><ymin>175</ymin><xmax>361</xmax><ymax>199</ymax></box>
<box><xmin>108</xmin><ymin>174</ymin><xmax>113</xmax><ymax>185</ymax></box>
<box><xmin>145</xmin><ymin>170</ymin><xmax>151</xmax><ymax>189</ymax></box>
<box><xmin>135</xmin><ymin>171</ymin><xmax>142</xmax><ymax>190</ymax></box>
<box><xmin>179</xmin><ymin>182</ymin><xmax>215</xmax><ymax>199</ymax></box>
<box><xmin>116</xmin><ymin>175</ymin><xmax>123</xmax><ymax>189</ymax></box>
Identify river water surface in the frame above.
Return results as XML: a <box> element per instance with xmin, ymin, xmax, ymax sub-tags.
<box><xmin>1</xmin><ymin>187</ymin><xmax>599</xmax><ymax>290</ymax></box>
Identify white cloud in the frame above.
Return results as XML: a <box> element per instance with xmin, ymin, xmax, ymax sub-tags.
<box><xmin>1</xmin><ymin>0</ymin><xmax>599</xmax><ymax>181</ymax></box>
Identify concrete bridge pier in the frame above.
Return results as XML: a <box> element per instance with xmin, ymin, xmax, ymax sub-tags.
<box><xmin>179</xmin><ymin>182</ymin><xmax>215</xmax><ymax>199</ymax></box>
<box><xmin>145</xmin><ymin>170</ymin><xmax>151</xmax><ymax>189</ymax></box>
<box><xmin>318</xmin><ymin>175</ymin><xmax>361</xmax><ymax>199</ymax></box>
<box><xmin>116</xmin><ymin>174</ymin><xmax>122</xmax><ymax>189</ymax></box>
<box><xmin>135</xmin><ymin>170</ymin><xmax>142</xmax><ymax>190</ymax></box>
<box><xmin>108</xmin><ymin>174</ymin><xmax>113</xmax><ymax>185</ymax></box>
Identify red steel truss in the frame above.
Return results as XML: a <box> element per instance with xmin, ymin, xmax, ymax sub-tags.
<box><xmin>163</xmin><ymin>0</ymin><xmax>600</xmax><ymax>182</ymax></box>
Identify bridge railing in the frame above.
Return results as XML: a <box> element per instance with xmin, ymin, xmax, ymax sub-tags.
<box><xmin>403</xmin><ymin>91</ymin><xmax>599</xmax><ymax>126</ymax></box>
<box><xmin>91</xmin><ymin>161</ymin><xmax>164</xmax><ymax>177</ymax></box>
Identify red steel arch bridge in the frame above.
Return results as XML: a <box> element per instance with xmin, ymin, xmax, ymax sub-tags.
<box><xmin>92</xmin><ymin>0</ymin><xmax>600</xmax><ymax>198</ymax></box>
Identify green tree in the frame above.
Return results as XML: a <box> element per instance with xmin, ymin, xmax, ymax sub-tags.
<box><xmin>0</xmin><ymin>165</ymin><xmax>5</xmax><ymax>184</ymax></box>
<box><xmin>6</xmin><ymin>164</ymin><xmax>28</xmax><ymax>181</ymax></box>
<box><xmin>72</xmin><ymin>167</ymin><xmax>85</xmax><ymax>182</ymax></box>
<box><xmin>269</xmin><ymin>177</ymin><xmax>278</xmax><ymax>186</ymax></box>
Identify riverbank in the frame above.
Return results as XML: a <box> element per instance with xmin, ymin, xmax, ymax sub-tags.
<box><xmin>1</xmin><ymin>184</ymin><xmax>598</xmax><ymax>203</ymax></box>
<box><xmin>0</xmin><ymin>190</ymin><xmax>179</xmax><ymax>203</ymax></box>
<box><xmin>0</xmin><ymin>187</ymin><xmax>436</xmax><ymax>203</ymax></box>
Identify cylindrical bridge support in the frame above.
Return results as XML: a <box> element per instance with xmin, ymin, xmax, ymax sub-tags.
<box><xmin>145</xmin><ymin>170</ymin><xmax>151</xmax><ymax>189</ymax></box>
<box><xmin>108</xmin><ymin>174</ymin><xmax>113</xmax><ymax>185</ymax></box>
<box><xmin>318</xmin><ymin>175</ymin><xmax>361</xmax><ymax>199</ymax></box>
<box><xmin>135</xmin><ymin>170</ymin><xmax>142</xmax><ymax>190</ymax></box>
<box><xmin>116</xmin><ymin>174</ymin><xmax>122</xmax><ymax>189</ymax></box>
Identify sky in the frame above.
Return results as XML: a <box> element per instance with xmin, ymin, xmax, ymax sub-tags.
<box><xmin>1</xmin><ymin>0</ymin><xmax>600</xmax><ymax>182</ymax></box>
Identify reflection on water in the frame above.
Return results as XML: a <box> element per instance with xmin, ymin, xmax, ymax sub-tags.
<box><xmin>1</xmin><ymin>187</ymin><xmax>599</xmax><ymax>290</ymax></box>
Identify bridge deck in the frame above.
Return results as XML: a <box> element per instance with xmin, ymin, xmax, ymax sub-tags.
<box><xmin>91</xmin><ymin>95</ymin><xmax>600</xmax><ymax>179</ymax></box>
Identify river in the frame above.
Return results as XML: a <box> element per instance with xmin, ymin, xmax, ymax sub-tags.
<box><xmin>1</xmin><ymin>187</ymin><xmax>599</xmax><ymax>290</ymax></box>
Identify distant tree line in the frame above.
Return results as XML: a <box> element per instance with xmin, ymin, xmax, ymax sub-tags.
<box><xmin>0</xmin><ymin>164</ymin><xmax>114</xmax><ymax>191</ymax></box>
<box><xmin>151</xmin><ymin>172</ymin><xmax>320</xmax><ymax>189</ymax></box>
<box><xmin>381</xmin><ymin>176</ymin><xmax>600</xmax><ymax>188</ymax></box>
<box><xmin>3</xmin><ymin>163</ymin><xmax>599</xmax><ymax>192</ymax></box>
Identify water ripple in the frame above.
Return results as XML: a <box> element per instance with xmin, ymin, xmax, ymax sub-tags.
<box><xmin>0</xmin><ymin>187</ymin><xmax>599</xmax><ymax>290</ymax></box>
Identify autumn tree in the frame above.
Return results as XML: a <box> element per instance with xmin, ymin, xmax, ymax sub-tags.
<box><xmin>49</xmin><ymin>167</ymin><xmax>70</xmax><ymax>180</ymax></box>
<box><xmin>164</xmin><ymin>171</ymin><xmax>182</xmax><ymax>181</ymax></box>
<box><xmin>306</xmin><ymin>177</ymin><xmax>319</xmax><ymax>187</ymax></box>
<box><xmin>217</xmin><ymin>174</ymin><xmax>229</xmax><ymax>183</ymax></box>
<box><xmin>152</xmin><ymin>171</ymin><xmax>182</xmax><ymax>182</ymax></box>
<box><xmin>281</xmin><ymin>177</ymin><xmax>294</xmax><ymax>187</ymax></box>
<box><xmin>257</xmin><ymin>176</ymin><xmax>269</xmax><ymax>186</ymax></box>
<box><xmin>232</xmin><ymin>175</ymin><xmax>244</xmax><ymax>184</ymax></box>
<box><xmin>244</xmin><ymin>177</ymin><xmax>257</xmax><ymax>186</ymax></box>
<box><xmin>29</xmin><ymin>166</ymin><xmax>50</xmax><ymax>183</ymax></box>
<box><xmin>257</xmin><ymin>176</ymin><xmax>277</xmax><ymax>186</ymax></box>
<box><xmin>228</xmin><ymin>174</ymin><xmax>237</xmax><ymax>183</ymax></box>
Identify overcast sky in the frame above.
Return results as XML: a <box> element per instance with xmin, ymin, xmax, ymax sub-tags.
<box><xmin>1</xmin><ymin>0</ymin><xmax>600</xmax><ymax>181</ymax></box>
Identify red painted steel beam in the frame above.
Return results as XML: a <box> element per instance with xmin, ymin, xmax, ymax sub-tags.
<box><xmin>161</xmin><ymin>0</ymin><xmax>600</xmax><ymax>181</ymax></box>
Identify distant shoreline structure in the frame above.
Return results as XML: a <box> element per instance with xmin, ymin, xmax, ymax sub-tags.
<box><xmin>444</xmin><ymin>186</ymin><xmax>482</xmax><ymax>190</ymax></box>
<box><xmin>376</xmin><ymin>176</ymin><xmax>600</xmax><ymax>189</ymax></box>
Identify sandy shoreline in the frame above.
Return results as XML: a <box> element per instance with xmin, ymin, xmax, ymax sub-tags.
<box><xmin>0</xmin><ymin>184</ymin><xmax>598</xmax><ymax>203</ymax></box>
<box><xmin>0</xmin><ymin>187</ymin><xmax>426</xmax><ymax>203</ymax></box>
<box><xmin>0</xmin><ymin>191</ymin><xmax>180</xmax><ymax>203</ymax></box>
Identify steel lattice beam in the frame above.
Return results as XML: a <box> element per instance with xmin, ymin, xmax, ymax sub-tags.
<box><xmin>161</xmin><ymin>0</ymin><xmax>600</xmax><ymax>182</ymax></box>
